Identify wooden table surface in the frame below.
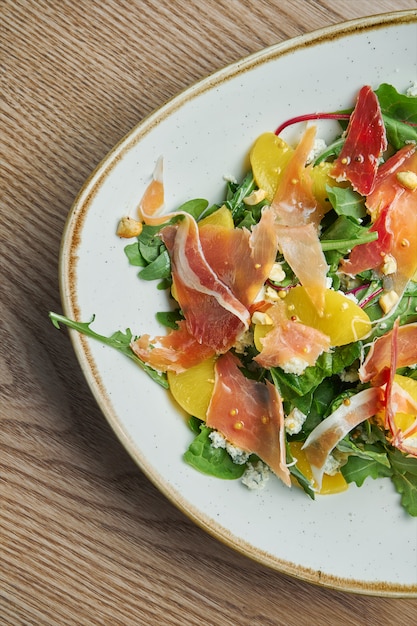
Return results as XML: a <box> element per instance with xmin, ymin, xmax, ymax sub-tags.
<box><xmin>3</xmin><ymin>1</ymin><xmax>417</xmax><ymax>624</ymax></box>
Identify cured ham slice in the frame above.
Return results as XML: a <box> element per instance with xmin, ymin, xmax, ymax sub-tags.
<box><xmin>271</xmin><ymin>125</ymin><xmax>323</xmax><ymax>227</ymax></box>
<box><xmin>161</xmin><ymin>218</ymin><xmax>251</xmax><ymax>352</ymax></box>
<box><xmin>359</xmin><ymin>322</ymin><xmax>417</xmax><ymax>385</ymax></box>
<box><xmin>339</xmin><ymin>204</ymin><xmax>393</xmax><ymax>276</ymax></box>
<box><xmin>198</xmin><ymin>206</ymin><xmax>278</xmax><ymax>307</ymax></box>
<box><xmin>136</xmin><ymin>159</ymin><xmax>252</xmax><ymax>352</ymax></box>
<box><xmin>302</xmin><ymin>387</ymin><xmax>384</xmax><ymax>489</ymax></box>
<box><xmin>332</xmin><ymin>85</ymin><xmax>387</xmax><ymax>195</ymax></box>
<box><xmin>254</xmin><ymin>300</ymin><xmax>331</xmax><ymax>372</ymax></box>
<box><xmin>340</xmin><ymin>145</ymin><xmax>417</xmax><ymax>300</ymax></box>
<box><xmin>271</xmin><ymin>126</ymin><xmax>329</xmax><ymax>314</ymax></box>
<box><xmin>131</xmin><ymin>321</ymin><xmax>215</xmax><ymax>373</ymax></box>
<box><xmin>390</xmin><ymin>382</ymin><xmax>417</xmax><ymax>456</ymax></box>
<box><xmin>276</xmin><ymin>222</ymin><xmax>329</xmax><ymax>315</ymax></box>
<box><xmin>366</xmin><ymin>144</ymin><xmax>416</xmax><ymax>220</ymax></box>
<box><xmin>206</xmin><ymin>352</ymin><xmax>290</xmax><ymax>486</ymax></box>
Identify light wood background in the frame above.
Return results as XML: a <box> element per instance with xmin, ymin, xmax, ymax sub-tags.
<box><xmin>2</xmin><ymin>1</ymin><xmax>417</xmax><ymax>624</ymax></box>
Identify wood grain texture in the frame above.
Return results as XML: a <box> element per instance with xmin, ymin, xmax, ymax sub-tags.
<box><xmin>2</xmin><ymin>1</ymin><xmax>417</xmax><ymax>624</ymax></box>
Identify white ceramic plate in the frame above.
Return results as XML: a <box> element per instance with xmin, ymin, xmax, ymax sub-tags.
<box><xmin>60</xmin><ymin>11</ymin><xmax>417</xmax><ymax>595</ymax></box>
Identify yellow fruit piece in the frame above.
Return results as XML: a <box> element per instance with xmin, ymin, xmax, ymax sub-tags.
<box><xmin>392</xmin><ymin>374</ymin><xmax>417</xmax><ymax>432</ymax></box>
<box><xmin>253</xmin><ymin>321</ymin><xmax>273</xmax><ymax>352</ymax></box>
<box><xmin>167</xmin><ymin>357</ymin><xmax>216</xmax><ymax>420</ymax></box>
<box><xmin>289</xmin><ymin>441</ymin><xmax>348</xmax><ymax>495</ymax></box>
<box><xmin>198</xmin><ymin>205</ymin><xmax>234</xmax><ymax>229</ymax></box>
<box><xmin>310</xmin><ymin>161</ymin><xmax>348</xmax><ymax>212</ymax></box>
<box><xmin>284</xmin><ymin>286</ymin><xmax>372</xmax><ymax>346</ymax></box>
<box><xmin>250</xmin><ymin>132</ymin><xmax>294</xmax><ymax>202</ymax></box>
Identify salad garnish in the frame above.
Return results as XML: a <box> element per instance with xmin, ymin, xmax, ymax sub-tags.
<box><xmin>51</xmin><ymin>82</ymin><xmax>417</xmax><ymax>515</ymax></box>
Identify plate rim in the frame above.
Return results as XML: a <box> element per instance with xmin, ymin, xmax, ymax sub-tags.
<box><xmin>59</xmin><ymin>9</ymin><xmax>417</xmax><ymax>597</ymax></box>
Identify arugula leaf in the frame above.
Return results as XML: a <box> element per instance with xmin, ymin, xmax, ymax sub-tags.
<box><xmin>155</xmin><ymin>310</ymin><xmax>182</xmax><ymax>329</ymax></box>
<box><xmin>301</xmin><ymin>376</ymin><xmax>346</xmax><ymax>435</ymax></box>
<box><xmin>341</xmin><ymin>455</ymin><xmax>392</xmax><ymax>487</ymax></box>
<box><xmin>337</xmin><ymin>439</ymin><xmax>391</xmax><ymax>468</ymax></box>
<box><xmin>49</xmin><ymin>312</ymin><xmax>168</xmax><ymax>388</ymax></box>
<box><xmin>325</xmin><ymin>185</ymin><xmax>366</xmax><ymax>221</ymax></box>
<box><xmin>183</xmin><ymin>425</ymin><xmax>246</xmax><ymax>479</ymax></box>
<box><xmin>389</xmin><ymin>448</ymin><xmax>417</xmax><ymax>477</ymax></box>
<box><xmin>314</xmin><ymin>137</ymin><xmax>345</xmax><ymax>165</ymax></box>
<box><xmin>124</xmin><ymin>241</ymin><xmax>146</xmax><ymax>267</ymax></box>
<box><xmin>382</xmin><ymin>115</ymin><xmax>417</xmax><ymax>150</ymax></box>
<box><xmin>320</xmin><ymin>214</ymin><xmax>377</xmax><ymax>253</ymax></box>
<box><xmin>177</xmin><ymin>198</ymin><xmax>209</xmax><ymax>219</ymax></box>
<box><xmin>375</xmin><ymin>83</ymin><xmax>417</xmax><ymax>149</ymax></box>
<box><xmin>138</xmin><ymin>249</ymin><xmax>171</xmax><ymax>281</ymax></box>
<box><xmin>388</xmin><ymin>449</ymin><xmax>417</xmax><ymax>516</ymax></box>
<box><xmin>366</xmin><ymin>281</ymin><xmax>417</xmax><ymax>339</ymax></box>
<box><xmin>376</xmin><ymin>83</ymin><xmax>417</xmax><ymax>124</ymax></box>
<box><xmin>390</xmin><ymin>473</ymin><xmax>417</xmax><ymax>517</ymax></box>
<box><xmin>224</xmin><ymin>172</ymin><xmax>267</xmax><ymax>227</ymax></box>
<box><xmin>271</xmin><ymin>343</ymin><xmax>362</xmax><ymax>400</ymax></box>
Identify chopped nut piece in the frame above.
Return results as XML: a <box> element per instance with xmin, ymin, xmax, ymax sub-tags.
<box><xmin>251</xmin><ymin>311</ymin><xmax>273</xmax><ymax>326</ymax></box>
<box><xmin>379</xmin><ymin>290</ymin><xmax>399</xmax><ymax>314</ymax></box>
<box><xmin>396</xmin><ymin>170</ymin><xmax>417</xmax><ymax>190</ymax></box>
<box><xmin>243</xmin><ymin>188</ymin><xmax>267</xmax><ymax>205</ymax></box>
<box><xmin>116</xmin><ymin>216</ymin><xmax>143</xmax><ymax>238</ymax></box>
<box><xmin>268</xmin><ymin>262</ymin><xmax>286</xmax><ymax>283</ymax></box>
<box><xmin>381</xmin><ymin>253</ymin><xmax>397</xmax><ymax>276</ymax></box>
<box><xmin>265</xmin><ymin>285</ymin><xmax>281</xmax><ymax>301</ymax></box>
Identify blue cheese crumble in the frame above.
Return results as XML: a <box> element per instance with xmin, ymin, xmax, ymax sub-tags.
<box><xmin>284</xmin><ymin>407</ymin><xmax>307</xmax><ymax>435</ymax></box>
<box><xmin>209</xmin><ymin>430</ymin><xmax>250</xmax><ymax>464</ymax></box>
<box><xmin>241</xmin><ymin>460</ymin><xmax>270</xmax><ymax>490</ymax></box>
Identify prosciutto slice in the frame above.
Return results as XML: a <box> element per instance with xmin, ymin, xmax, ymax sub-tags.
<box><xmin>199</xmin><ymin>206</ymin><xmax>278</xmax><ymax>307</ymax></box>
<box><xmin>161</xmin><ymin>218</ymin><xmax>250</xmax><ymax>352</ymax></box>
<box><xmin>131</xmin><ymin>321</ymin><xmax>215</xmax><ymax>373</ymax></box>
<box><xmin>276</xmin><ymin>222</ymin><xmax>329</xmax><ymax>315</ymax></box>
<box><xmin>206</xmin><ymin>352</ymin><xmax>290</xmax><ymax>486</ymax></box>
<box><xmin>137</xmin><ymin>159</ymin><xmax>252</xmax><ymax>352</ymax></box>
<box><xmin>332</xmin><ymin>85</ymin><xmax>387</xmax><ymax>195</ymax></box>
<box><xmin>302</xmin><ymin>387</ymin><xmax>384</xmax><ymax>489</ymax></box>
<box><xmin>254</xmin><ymin>300</ymin><xmax>330</xmax><ymax>372</ymax></box>
<box><xmin>359</xmin><ymin>322</ymin><xmax>417</xmax><ymax>385</ymax></box>
<box><xmin>271</xmin><ymin>126</ymin><xmax>329</xmax><ymax>314</ymax></box>
<box><xmin>340</xmin><ymin>145</ymin><xmax>417</xmax><ymax>300</ymax></box>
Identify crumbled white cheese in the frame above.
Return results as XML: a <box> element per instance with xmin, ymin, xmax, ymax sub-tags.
<box><xmin>225</xmin><ymin>442</ymin><xmax>250</xmax><ymax>465</ymax></box>
<box><xmin>209</xmin><ymin>430</ymin><xmax>227</xmax><ymax>449</ymax></box>
<box><xmin>284</xmin><ymin>407</ymin><xmax>307</xmax><ymax>435</ymax></box>
<box><xmin>209</xmin><ymin>430</ymin><xmax>250</xmax><ymax>465</ymax></box>
<box><xmin>241</xmin><ymin>461</ymin><xmax>270</xmax><ymax>490</ymax></box>
<box><xmin>406</xmin><ymin>81</ymin><xmax>417</xmax><ymax>97</ymax></box>
<box><xmin>339</xmin><ymin>290</ymin><xmax>358</xmax><ymax>304</ymax></box>
<box><xmin>323</xmin><ymin>454</ymin><xmax>341</xmax><ymax>476</ymax></box>
<box><xmin>233</xmin><ymin>329</ymin><xmax>254</xmax><ymax>354</ymax></box>
<box><xmin>223</xmin><ymin>173</ymin><xmax>238</xmax><ymax>184</ymax></box>
<box><xmin>281</xmin><ymin>357</ymin><xmax>309</xmax><ymax>376</ymax></box>
<box><xmin>306</xmin><ymin>138</ymin><xmax>327</xmax><ymax>164</ymax></box>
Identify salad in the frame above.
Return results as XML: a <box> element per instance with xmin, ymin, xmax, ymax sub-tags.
<box><xmin>51</xmin><ymin>82</ymin><xmax>417</xmax><ymax>515</ymax></box>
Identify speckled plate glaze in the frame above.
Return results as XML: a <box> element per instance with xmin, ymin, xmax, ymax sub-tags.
<box><xmin>60</xmin><ymin>11</ymin><xmax>417</xmax><ymax>595</ymax></box>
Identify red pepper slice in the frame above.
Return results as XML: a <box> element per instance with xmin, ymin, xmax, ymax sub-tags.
<box><xmin>332</xmin><ymin>85</ymin><xmax>387</xmax><ymax>195</ymax></box>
